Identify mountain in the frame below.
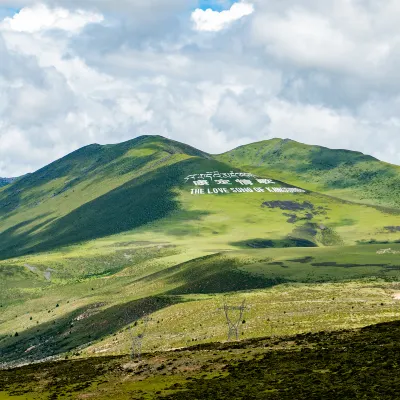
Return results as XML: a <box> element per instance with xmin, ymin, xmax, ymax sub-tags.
<box><xmin>2</xmin><ymin>135</ymin><xmax>400</xmax><ymax>372</ymax></box>
<box><xmin>0</xmin><ymin>135</ymin><xmax>399</xmax><ymax>259</ymax></box>
<box><xmin>217</xmin><ymin>138</ymin><xmax>400</xmax><ymax>208</ymax></box>
<box><xmin>0</xmin><ymin>177</ymin><xmax>16</xmax><ymax>187</ymax></box>
<box><xmin>0</xmin><ymin>135</ymin><xmax>215</xmax><ymax>257</ymax></box>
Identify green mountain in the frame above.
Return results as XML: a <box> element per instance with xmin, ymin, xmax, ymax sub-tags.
<box><xmin>0</xmin><ymin>135</ymin><xmax>217</xmax><ymax>258</ymax></box>
<box><xmin>217</xmin><ymin>138</ymin><xmax>400</xmax><ymax>208</ymax></box>
<box><xmin>0</xmin><ymin>177</ymin><xmax>15</xmax><ymax>188</ymax></box>
<box><xmin>2</xmin><ymin>135</ymin><xmax>400</xmax><ymax>373</ymax></box>
<box><xmin>0</xmin><ymin>135</ymin><xmax>399</xmax><ymax>260</ymax></box>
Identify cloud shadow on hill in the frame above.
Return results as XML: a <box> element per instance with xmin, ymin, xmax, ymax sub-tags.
<box><xmin>0</xmin><ymin>295</ymin><xmax>182</xmax><ymax>366</ymax></box>
<box><xmin>0</xmin><ymin>158</ymin><xmax>219</xmax><ymax>258</ymax></box>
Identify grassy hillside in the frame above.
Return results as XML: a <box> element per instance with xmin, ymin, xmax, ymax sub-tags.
<box><xmin>1</xmin><ymin>135</ymin><xmax>400</xmax><ymax>396</ymax></box>
<box><xmin>2</xmin><ymin>319</ymin><xmax>400</xmax><ymax>399</ymax></box>
<box><xmin>216</xmin><ymin>138</ymin><xmax>400</xmax><ymax>208</ymax></box>
<box><xmin>1</xmin><ymin>135</ymin><xmax>400</xmax><ymax>260</ymax></box>
<box><xmin>0</xmin><ymin>135</ymin><xmax>217</xmax><ymax>258</ymax></box>
<box><xmin>1</xmin><ymin>135</ymin><xmax>400</xmax><ymax>358</ymax></box>
<box><xmin>2</xmin><ymin>236</ymin><xmax>400</xmax><ymax>367</ymax></box>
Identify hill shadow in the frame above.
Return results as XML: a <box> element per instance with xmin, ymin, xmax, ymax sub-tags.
<box><xmin>0</xmin><ymin>157</ymin><xmax>259</xmax><ymax>259</ymax></box>
<box><xmin>0</xmin><ymin>295</ymin><xmax>182</xmax><ymax>366</ymax></box>
<box><xmin>133</xmin><ymin>253</ymin><xmax>287</xmax><ymax>295</ymax></box>
<box><xmin>133</xmin><ymin>247</ymin><xmax>400</xmax><ymax>295</ymax></box>
<box><xmin>231</xmin><ymin>238</ymin><xmax>317</xmax><ymax>249</ymax></box>
<box><xmin>0</xmin><ymin>213</ymin><xmax>57</xmax><ymax>258</ymax></box>
<box><xmin>0</xmin><ymin>158</ymin><xmax>210</xmax><ymax>258</ymax></box>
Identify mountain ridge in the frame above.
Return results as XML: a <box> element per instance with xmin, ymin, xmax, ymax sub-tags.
<box><xmin>216</xmin><ymin>137</ymin><xmax>400</xmax><ymax>208</ymax></box>
<box><xmin>0</xmin><ymin>134</ymin><xmax>399</xmax><ymax>259</ymax></box>
<box><xmin>221</xmin><ymin>137</ymin><xmax>380</xmax><ymax>163</ymax></box>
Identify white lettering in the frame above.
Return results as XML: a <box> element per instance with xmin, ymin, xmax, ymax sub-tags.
<box><xmin>193</xmin><ymin>180</ymin><xmax>209</xmax><ymax>186</ymax></box>
<box><xmin>236</xmin><ymin>179</ymin><xmax>253</xmax><ymax>186</ymax></box>
<box><xmin>215</xmin><ymin>179</ymin><xmax>231</xmax><ymax>185</ymax></box>
<box><xmin>191</xmin><ymin>188</ymin><xmax>205</xmax><ymax>195</ymax></box>
<box><xmin>256</xmin><ymin>179</ymin><xmax>275</xmax><ymax>185</ymax></box>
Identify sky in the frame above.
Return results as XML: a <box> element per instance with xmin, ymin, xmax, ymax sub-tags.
<box><xmin>0</xmin><ymin>0</ymin><xmax>400</xmax><ymax>176</ymax></box>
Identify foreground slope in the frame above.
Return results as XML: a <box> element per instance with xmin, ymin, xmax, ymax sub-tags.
<box><xmin>216</xmin><ymin>138</ymin><xmax>400</xmax><ymax>208</ymax></box>
<box><xmin>1</xmin><ymin>320</ymin><xmax>400</xmax><ymax>399</ymax></box>
<box><xmin>2</xmin><ymin>238</ymin><xmax>400</xmax><ymax>367</ymax></box>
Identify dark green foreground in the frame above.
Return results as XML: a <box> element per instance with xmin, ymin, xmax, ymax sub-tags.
<box><xmin>1</xmin><ymin>319</ymin><xmax>400</xmax><ymax>399</ymax></box>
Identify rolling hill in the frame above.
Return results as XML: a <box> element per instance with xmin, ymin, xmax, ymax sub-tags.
<box><xmin>0</xmin><ymin>135</ymin><xmax>217</xmax><ymax>258</ymax></box>
<box><xmin>217</xmin><ymin>138</ymin><xmax>400</xmax><ymax>209</ymax></box>
<box><xmin>0</xmin><ymin>135</ymin><xmax>399</xmax><ymax>260</ymax></box>
<box><xmin>2</xmin><ymin>134</ymin><xmax>400</xmax><ymax>393</ymax></box>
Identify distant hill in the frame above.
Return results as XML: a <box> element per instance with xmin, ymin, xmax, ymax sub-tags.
<box><xmin>216</xmin><ymin>138</ymin><xmax>400</xmax><ymax>208</ymax></box>
<box><xmin>0</xmin><ymin>135</ymin><xmax>399</xmax><ymax>259</ymax></box>
<box><xmin>0</xmin><ymin>177</ymin><xmax>16</xmax><ymax>187</ymax></box>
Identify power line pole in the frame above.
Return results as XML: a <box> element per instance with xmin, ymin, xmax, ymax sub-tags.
<box><xmin>219</xmin><ymin>300</ymin><xmax>246</xmax><ymax>341</ymax></box>
<box><xmin>124</xmin><ymin>311</ymin><xmax>152</xmax><ymax>361</ymax></box>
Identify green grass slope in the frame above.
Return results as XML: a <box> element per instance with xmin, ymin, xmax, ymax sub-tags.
<box><xmin>1</xmin><ymin>135</ymin><xmax>400</xmax><ymax>259</ymax></box>
<box><xmin>2</xmin><ymin>320</ymin><xmax>400</xmax><ymax>399</ymax></box>
<box><xmin>216</xmin><ymin>138</ymin><xmax>400</xmax><ymax>208</ymax></box>
<box><xmin>2</xmin><ymin>239</ymin><xmax>400</xmax><ymax>367</ymax></box>
<box><xmin>2</xmin><ymin>135</ymin><xmax>400</xmax><ymax>370</ymax></box>
<box><xmin>0</xmin><ymin>135</ymin><xmax>216</xmax><ymax>258</ymax></box>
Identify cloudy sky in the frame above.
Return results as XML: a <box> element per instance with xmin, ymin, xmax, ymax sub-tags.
<box><xmin>0</xmin><ymin>0</ymin><xmax>400</xmax><ymax>176</ymax></box>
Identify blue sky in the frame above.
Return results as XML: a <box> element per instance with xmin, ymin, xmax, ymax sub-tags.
<box><xmin>197</xmin><ymin>0</ymin><xmax>235</xmax><ymax>11</ymax></box>
<box><xmin>0</xmin><ymin>3</ymin><xmax>233</xmax><ymax>22</ymax></box>
<box><xmin>0</xmin><ymin>7</ymin><xmax>19</xmax><ymax>19</ymax></box>
<box><xmin>0</xmin><ymin>3</ymin><xmax>234</xmax><ymax>18</ymax></box>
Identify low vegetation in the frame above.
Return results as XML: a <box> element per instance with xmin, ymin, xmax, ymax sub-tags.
<box><xmin>2</xmin><ymin>136</ymin><xmax>400</xmax><ymax>398</ymax></box>
<box><xmin>1</xmin><ymin>319</ymin><xmax>400</xmax><ymax>399</ymax></box>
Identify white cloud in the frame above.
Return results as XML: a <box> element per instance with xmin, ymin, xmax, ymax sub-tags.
<box><xmin>265</xmin><ymin>99</ymin><xmax>400</xmax><ymax>162</ymax></box>
<box><xmin>211</xmin><ymin>89</ymin><xmax>270</xmax><ymax>138</ymax></box>
<box><xmin>1</xmin><ymin>0</ymin><xmax>400</xmax><ymax>176</ymax></box>
<box><xmin>0</xmin><ymin>3</ymin><xmax>103</xmax><ymax>33</ymax></box>
<box><xmin>191</xmin><ymin>1</ymin><xmax>254</xmax><ymax>32</ymax></box>
<box><xmin>249</xmin><ymin>1</ymin><xmax>400</xmax><ymax>83</ymax></box>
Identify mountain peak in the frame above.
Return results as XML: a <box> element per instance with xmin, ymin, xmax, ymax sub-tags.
<box><xmin>217</xmin><ymin>137</ymin><xmax>400</xmax><ymax>208</ymax></box>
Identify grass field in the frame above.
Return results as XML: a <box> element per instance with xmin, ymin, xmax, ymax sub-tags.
<box><xmin>2</xmin><ymin>319</ymin><xmax>400</xmax><ymax>399</ymax></box>
<box><xmin>1</xmin><ymin>136</ymin><xmax>400</xmax><ymax>398</ymax></box>
<box><xmin>2</xmin><ymin>236</ymin><xmax>400</xmax><ymax>367</ymax></box>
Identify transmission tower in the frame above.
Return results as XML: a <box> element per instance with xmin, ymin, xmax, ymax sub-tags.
<box><xmin>125</xmin><ymin>312</ymin><xmax>152</xmax><ymax>361</ymax></box>
<box><xmin>219</xmin><ymin>300</ymin><xmax>246</xmax><ymax>341</ymax></box>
